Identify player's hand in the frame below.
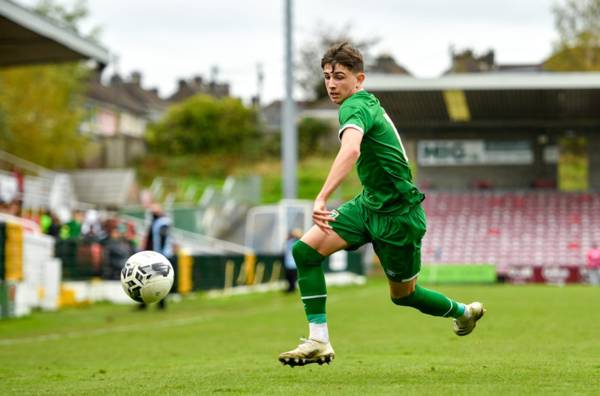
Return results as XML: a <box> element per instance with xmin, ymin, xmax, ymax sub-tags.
<box><xmin>312</xmin><ymin>198</ymin><xmax>335</xmax><ymax>233</ymax></box>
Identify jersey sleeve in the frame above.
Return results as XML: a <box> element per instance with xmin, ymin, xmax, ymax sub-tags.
<box><xmin>338</xmin><ymin>104</ymin><xmax>372</xmax><ymax>140</ymax></box>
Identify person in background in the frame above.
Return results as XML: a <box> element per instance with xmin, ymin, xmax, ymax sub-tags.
<box><xmin>60</xmin><ymin>210</ymin><xmax>83</xmax><ymax>240</ymax></box>
<box><xmin>586</xmin><ymin>243</ymin><xmax>600</xmax><ymax>285</ymax></box>
<box><xmin>40</xmin><ymin>209</ymin><xmax>52</xmax><ymax>234</ymax></box>
<box><xmin>46</xmin><ymin>212</ymin><xmax>61</xmax><ymax>239</ymax></box>
<box><xmin>283</xmin><ymin>229</ymin><xmax>302</xmax><ymax>293</ymax></box>
<box><xmin>103</xmin><ymin>223</ymin><xmax>133</xmax><ymax>280</ymax></box>
<box><xmin>139</xmin><ymin>204</ymin><xmax>173</xmax><ymax>310</ymax></box>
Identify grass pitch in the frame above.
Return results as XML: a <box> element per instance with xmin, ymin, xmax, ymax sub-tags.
<box><xmin>1</xmin><ymin>278</ymin><xmax>599</xmax><ymax>395</ymax></box>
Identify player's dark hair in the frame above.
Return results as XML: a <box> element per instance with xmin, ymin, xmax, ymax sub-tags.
<box><xmin>321</xmin><ymin>41</ymin><xmax>364</xmax><ymax>73</ymax></box>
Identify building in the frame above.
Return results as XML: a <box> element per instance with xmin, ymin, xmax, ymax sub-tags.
<box><xmin>445</xmin><ymin>48</ymin><xmax>543</xmax><ymax>74</ymax></box>
<box><xmin>80</xmin><ymin>71</ymin><xmax>169</xmax><ymax>168</ymax></box>
<box><xmin>167</xmin><ymin>75</ymin><xmax>230</xmax><ymax>103</ymax></box>
<box><xmin>369</xmin><ymin>53</ymin><xmax>412</xmax><ymax>75</ymax></box>
<box><xmin>365</xmin><ymin>72</ymin><xmax>600</xmax><ymax>191</ymax></box>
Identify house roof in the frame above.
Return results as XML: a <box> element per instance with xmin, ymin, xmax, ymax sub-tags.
<box><xmin>86</xmin><ymin>79</ymin><xmax>148</xmax><ymax>115</ymax></box>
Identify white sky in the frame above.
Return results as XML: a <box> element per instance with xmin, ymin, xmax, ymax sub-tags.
<box><xmin>19</xmin><ymin>0</ymin><xmax>559</xmax><ymax>103</ymax></box>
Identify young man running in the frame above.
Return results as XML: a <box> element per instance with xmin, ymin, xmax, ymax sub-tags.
<box><xmin>278</xmin><ymin>42</ymin><xmax>485</xmax><ymax>367</ymax></box>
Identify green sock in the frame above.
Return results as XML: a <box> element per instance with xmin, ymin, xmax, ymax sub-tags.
<box><xmin>391</xmin><ymin>284</ymin><xmax>465</xmax><ymax>318</ymax></box>
<box><xmin>292</xmin><ymin>240</ymin><xmax>327</xmax><ymax>323</ymax></box>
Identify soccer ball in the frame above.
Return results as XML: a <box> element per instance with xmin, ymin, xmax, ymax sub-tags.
<box><xmin>121</xmin><ymin>251</ymin><xmax>174</xmax><ymax>304</ymax></box>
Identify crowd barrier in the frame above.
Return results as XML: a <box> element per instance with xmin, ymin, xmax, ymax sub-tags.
<box><xmin>0</xmin><ymin>220</ymin><xmax>58</xmax><ymax>318</ymax></box>
<box><xmin>174</xmin><ymin>249</ymin><xmax>365</xmax><ymax>294</ymax></box>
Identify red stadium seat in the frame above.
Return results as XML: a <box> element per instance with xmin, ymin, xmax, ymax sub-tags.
<box><xmin>421</xmin><ymin>191</ymin><xmax>600</xmax><ymax>271</ymax></box>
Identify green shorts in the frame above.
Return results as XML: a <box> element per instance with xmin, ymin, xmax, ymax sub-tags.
<box><xmin>330</xmin><ymin>195</ymin><xmax>427</xmax><ymax>282</ymax></box>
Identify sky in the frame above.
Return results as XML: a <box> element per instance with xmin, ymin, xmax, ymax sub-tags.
<box><xmin>20</xmin><ymin>0</ymin><xmax>559</xmax><ymax>103</ymax></box>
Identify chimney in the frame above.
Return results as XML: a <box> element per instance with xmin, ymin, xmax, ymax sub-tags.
<box><xmin>193</xmin><ymin>75</ymin><xmax>203</xmax><ymax>88</ymax></box>
<box><xmin>130</xmin><ymin>71</ymin><xmax>142</xmax><ymax>86</ymax></box>
<box><xmin>110</xmin><ymin>73</ymin><xmax>123</xmax><ymax>86</ymax></box>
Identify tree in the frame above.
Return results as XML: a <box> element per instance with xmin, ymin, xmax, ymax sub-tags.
<box><xmin>297</xmin><ymin>23</ymin><xmax>379</xmax><ymax>100</ymax></box>
<box><xmin>146</xmin><ymin>95</ymin><xmax>260</xmax><ymax>157</ymax></box>
<box><xmin>0</xmin><ymin>65</ymin><xmax>90</xmax><ymax>168</ymax></box>
<box><xmin>298</xmin><ymin>117</ymin><xmax>334</xmax><ymax>157</ymax></box>
<box><xmin>0</xmin><ymin>0</ymin><xmax>98</xmax><ymax>169</ymax></box>
<box><xmin>545</xmin><ymin>0</ymin><xmax>600</xmax><ymax>71</ymax></box>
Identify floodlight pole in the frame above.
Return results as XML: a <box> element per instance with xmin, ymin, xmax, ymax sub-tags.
<box><xmin>282</xmin><ymin>0</ymin><xmax>297</xmax><ymax>199</ymax></box>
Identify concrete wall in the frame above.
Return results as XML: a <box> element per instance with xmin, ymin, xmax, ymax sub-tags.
<box><xmin>98</xmin><ymin>136</ymin><xmax>147</xmax><ymax>168</ymax></box>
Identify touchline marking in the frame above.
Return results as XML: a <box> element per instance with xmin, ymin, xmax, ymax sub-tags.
<box><xmin>0</xmin><ymin>315</ymin><xmax>212</xmax><ymax>346</ymax></box>
<box><xmin>0</xmin><ymin>303</ymin><xmax>285</xmax><ymax>346</ymax></box>
<box><xmin>0</xmin><ymin>285</ymin><xmax>376</xmax><ymax>346</ymax></box>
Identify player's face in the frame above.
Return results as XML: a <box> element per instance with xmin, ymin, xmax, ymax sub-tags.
<box><xmin>323</xmin><ymin>63</ymin><xmax>364</xmax><ymax>104</ymax></box>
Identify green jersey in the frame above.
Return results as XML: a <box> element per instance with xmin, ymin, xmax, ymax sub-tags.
<box><xmin>338</xmin><ymin>90</ymin><xmax>424</xmax><ymax>214</ymax></box>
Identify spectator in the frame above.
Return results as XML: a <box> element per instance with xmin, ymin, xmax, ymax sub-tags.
<box><xmin>60</xmin><ymin>210</ymin><xmax>83</xmax><ymax>240</ymax></box>
<box><xmin>80</xmin><ymin>210</ymin><xmax>104</xmax><ymax>275</ymax></box>
<box><xmin>124</xmin><ymin>220</ymin><xmax>139</xmax><ymax>249</ymax></box>
<box><xmin>139</xmin><ymin>204</ymin><xmax>173</xmax><ymax>310</ymax></box>
<box><xmin>283</xmin><ymin>229</ymin><xmax>302</xmax><ymax>293</ymax></box>
<box><xmin>103</xmin><ymin>224</ymin><xmax>133</xmax><ymax>280</ymax></box>
<box><xmin>40</xmin><ymin>210</ymin><xmax>52</xmax><ymax>234</ymax></box>
<box><xmin>46</xmin><ymin>212</ymin><xmax>61</xmax><ymax>239</ymax></box>
<box><xmin>82</xmin><ymin>209</ymin><xmax>105</xmax><ymax>241</ymax></box>
<box><xmin>586</xmin><ymin>243</ymin><xmax>600</xmax><ymax>285</ymax></box>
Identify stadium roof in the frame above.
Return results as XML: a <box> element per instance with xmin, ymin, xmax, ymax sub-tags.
<box><xmin>366</xmin><ymin>72</ymin><xmax>600</xmax><ymax>91</ymax></box>
<box><xmin>0</xmin><ymin>0</ymin><xmax>110</xmax><ymax>68</ymax></box>
<box><xmin>364</xmin><ymin>72</ymin><xmax>600</xmax><ymax>128</ymax></box>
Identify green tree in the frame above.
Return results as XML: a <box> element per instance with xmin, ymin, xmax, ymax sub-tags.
<box><xmin>0</xmin><ymin>0</ymin><xmax>97</xmax><ymax>169</ymax></box>
<box><xmin>298</xmin><ymin>117</ymin><xmax>334</xmax><ymax>158</ymax></box>
<box><xmin>146</xmin><ymin>95</ymin><xmax>260</xmax><ymax>157</ymax></box>
<box><xmin>0</xmin><ymin>65</ymin><xmax>90</xmax><ymax>168</ymax></box>
<box><xmin>545</xmin><ymin>0</ymin><xmax>600</xmax><ymax>71</ymax></box>
<box><xmin>297</xmin><ymin>23</ymin><xmax>379</xmax><ymax>100</ymax></box>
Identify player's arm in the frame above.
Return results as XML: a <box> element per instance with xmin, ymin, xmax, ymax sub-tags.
<box><xmin>312</xmin><ymin>127</ymin><xmax>363</xmax><ymax>231</ymax></box>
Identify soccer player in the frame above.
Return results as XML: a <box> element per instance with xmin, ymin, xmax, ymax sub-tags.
<box><xmin>278</xmin><ymin>42</ymin><xmax>485</xmax><ymax>367</ymax></box>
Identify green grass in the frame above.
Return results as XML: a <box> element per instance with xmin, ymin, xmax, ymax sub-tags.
<box><xmin>135</xmin><ymin>154</ymin><xmax>361</xmax><ymax>205</ymax></box>
<box><xmin>1</xmin><ymin>278</ymin><xmax>599</xmax><ymax>395</ymax></box>
<box><xmin>247</xmin><ymin>156</ymin><xmax>361</xmax><ymax>204</ymax></box>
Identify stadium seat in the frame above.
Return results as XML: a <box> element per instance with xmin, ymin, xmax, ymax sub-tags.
<box><xmin>421</xmin><ymin>191</ymin><xmax>600</xmax><ymax>273</ymax></box>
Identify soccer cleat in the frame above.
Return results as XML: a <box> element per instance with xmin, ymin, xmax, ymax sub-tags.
<box><xmin>453</xmin><ymin>302</ymin><xmax>486</xmax><ymax>336</ymax></box>
<box><xmin>278</xmin><ymin>338</ymin><xmax>335</xmax><ymax>367</ymax></box>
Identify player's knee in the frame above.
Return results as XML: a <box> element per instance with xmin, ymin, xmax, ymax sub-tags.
<box><xmin>389</xmin><ymin>279</ymin><xmax>416</xmax><ymax>300</ymax></box>
<box><xmin>391</xmin><ymin>290</ymin><xmax>416</xmax><ymax>306</ymax></box>
<box><xmin>292</xmin><ymin>240</ymin><xmax>324</xmax><ymax>268</ymax></box>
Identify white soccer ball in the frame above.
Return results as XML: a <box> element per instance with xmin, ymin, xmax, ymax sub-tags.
<box><xmin>121</xmin><ymin>251</ymin><xmax>174</xmax><ymax>304</ymax></box>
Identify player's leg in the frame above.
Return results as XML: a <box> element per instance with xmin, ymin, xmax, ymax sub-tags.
<box><xmin>295</xmin><ymin>225</ymin><xmax>348</xmax><ymax>330</ymax></box>
<box><xmin>279</xmin><ymin>198</ymin><xmax>369</xmax><ymax>367</ymax></box>
<box><xmin>388</xmin><ymin>277</ymin><xmax>485</xmax><ymax>336</ymax></box>
<box><xmin>373</xmin><ymin>205</ymin><xmax>485</xmax><ymax>335</ymax></box>
<box><xmin>278</xmin><ymin>225</ymin><xmax>346</xmax><ymax>366</ymax></box>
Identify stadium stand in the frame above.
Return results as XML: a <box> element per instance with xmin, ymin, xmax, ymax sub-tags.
<box><xmin>421</xmin><ymin>191</ymin><xmax>600</xmax><ymax>273</ymax></box>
